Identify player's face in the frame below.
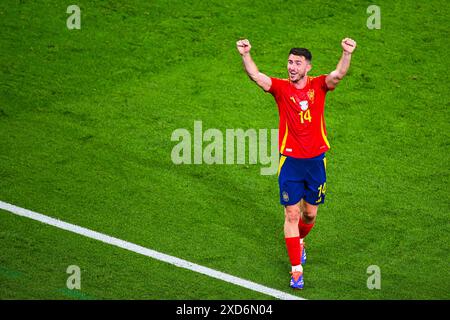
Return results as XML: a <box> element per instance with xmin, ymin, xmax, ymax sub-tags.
<box><xmin>287</xmin><ymin>55</ymin><xmax>311</xmax><ymax>82</ymax></box>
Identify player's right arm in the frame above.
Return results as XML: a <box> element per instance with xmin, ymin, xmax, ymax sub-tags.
<box><xmin>236</xmin><ymin>39</ymin><xmax>272</xmax><ymax>92</ymax></box>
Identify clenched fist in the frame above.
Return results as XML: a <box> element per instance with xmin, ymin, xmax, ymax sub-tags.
<box><xmin>236</xmin><ymin>39</ymin><xmax>251</xmax><ymax>55</ymax></box>
<box><xmin>341</xmin><ymin>38</ymin><xmax>357</xmax><ymax>54</ymax></box>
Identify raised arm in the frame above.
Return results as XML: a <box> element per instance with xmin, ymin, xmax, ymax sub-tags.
<box><xmin>236</xmin><ymin>39</ymin><xmax>272</xmax><ymax>91</ymax></box>
<box><xmin>325</xmin><ymin>38</ymin><xmax>357</xmax><ymax>90</ymax></box>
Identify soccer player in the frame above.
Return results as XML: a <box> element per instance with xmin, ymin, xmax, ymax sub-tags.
<box><xmin>236</xmin><ymin>37</ymin><xmax>356</xmax><ymax>289</ymax></box>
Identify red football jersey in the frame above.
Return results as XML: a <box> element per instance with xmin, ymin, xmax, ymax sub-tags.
<box><xmin>268</xmin><ymin>75</ymin><xmax>333</xmax><ymax>159</ymax></box>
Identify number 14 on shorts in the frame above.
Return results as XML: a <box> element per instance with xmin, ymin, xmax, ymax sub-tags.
<box><xmin>316</xmin><ymin>182</ymin><xmax>327</xmax><ymax>203</ymax></box>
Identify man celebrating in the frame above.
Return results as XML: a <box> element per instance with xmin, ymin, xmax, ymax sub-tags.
<box><xmin>236</xmin><ymin>38</ymin><xmax>356</xmax><ymax>289</ymax></box>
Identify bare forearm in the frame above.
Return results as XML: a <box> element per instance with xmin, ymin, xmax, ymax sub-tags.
<box><xmin>236</xmin><ymin>39</ymin><xmax>272</xmax><ymax>91</ymax></box>
<box><xmin>326</xmin><ymin>38</ymin><xmax>356</xmax><ymax>89</ymax></box>
<box><xmin>335</xmin><ymin>51</ymin><xmax>352</xmax><ymax>78</ymax></box>
<box><xmin>241</xmin><ymin>53</ymin><xmax>260</xmax><ymax>81</ymax></box>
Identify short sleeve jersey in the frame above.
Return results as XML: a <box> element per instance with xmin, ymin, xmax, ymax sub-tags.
<box><xmin>268</xmin><ymin>75</ymin><xmax>332</xmax><ymax>158</ymax></box>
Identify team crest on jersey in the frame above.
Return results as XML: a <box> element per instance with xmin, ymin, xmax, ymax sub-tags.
<box><xmin>282</xmin><ymin>191</ymin><xmax>289</xmax><ymax>202</ymax></box>
<box><xmin>299</xmin><ymin>100</ymin><xmax>309</xmax><ymax>111</ymax></box>
<box><xmin>308</xmin><ymin>89</ymin><xmax>315</xmax><ymax>104</ymax></box>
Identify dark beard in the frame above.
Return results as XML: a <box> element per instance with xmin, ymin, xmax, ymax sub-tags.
<box><xmin>290</xmin><ymin>73</ymin><xmax>305</xmax><ymax>83</ymax></box>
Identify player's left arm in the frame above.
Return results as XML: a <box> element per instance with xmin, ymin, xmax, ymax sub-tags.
<box><xmin>325</xmin><ymin>38</ymin><xmax>357</xmax><ymax>90</ymax></box>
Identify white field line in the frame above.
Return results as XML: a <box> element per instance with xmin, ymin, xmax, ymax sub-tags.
<box><xmin>0</xmin><ymin>200</ymin><xmax>304</xmax><ymax>300</ymax></box>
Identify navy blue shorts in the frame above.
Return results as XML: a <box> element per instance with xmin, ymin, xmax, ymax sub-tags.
<box><xmin>278</xmin><ymin>153</ymin><xmax>327</xmax><ymax>206</ymax></box>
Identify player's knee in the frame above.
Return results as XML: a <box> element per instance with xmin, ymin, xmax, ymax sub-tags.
<box><xmin>285</xmin><ymin>206</ymin><xmax>301</xmax><ymax>223</ymax></box>
<box><xmin>303</xmin><ymin>210</ymin><xmax>317</xmax><ymax>222</ymax></box>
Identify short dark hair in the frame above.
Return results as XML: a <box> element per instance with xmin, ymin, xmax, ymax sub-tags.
<box><xmin>289</xmin><ymin>48</ymin><xmax>312</xmax><ymax>62</ymax></box>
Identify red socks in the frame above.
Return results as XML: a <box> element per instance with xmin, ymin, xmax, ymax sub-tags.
<box><xmin>285</xmin><ymin>216</ymin><xmax>315</xmax><ymax>267</ymax></box>
<box><xmin>298</xmin><ymin>217</ymin><xmax>315</xmax><ymax>239</ymax></box>
<box><xmin>284</xmin><ymin>236</ymin><xmax>301</xmax><ymax>266</ymax></box>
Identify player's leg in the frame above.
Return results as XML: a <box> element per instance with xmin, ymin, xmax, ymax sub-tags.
<box><xmin>299</xmin><ymin>155</ymin><xmax>327</xmax><ymax>264</ymax></box>
<box><xmin>299</xmin><ymin>199</ymin><xmax>318</xmax><ymax>238</ymax></box>
<box><xmin>284</xmin><ymin>203</ymin><xmax>304</xmax><ymax>289</ymax></box>
<box><xmin>284</xmin><ymin>202</ymin><xmax>301</xmax><ymax>237</ymax></box>
<box><xmin>297</xmin><ymin>200</ymin><xmax>314</xmax><ymax>264</ymax></box>
<box><xmin>283</xmin><ymin>199</ymin><xmax>303</xmax><ymax>271</ymax></box>
<box><xmin>284</xmin><ymin>203</ymin><xmax>302</xmax><ymax>269</ymax></box>
<box><xmin>278</xmin><ymin>155</ymin><xmax>305</xmax><ymax>289</ymax></box>
<box><xmin>301</xmin><ymin>154</ymin><xmax>326</xmax><ymax>236</ymax></box>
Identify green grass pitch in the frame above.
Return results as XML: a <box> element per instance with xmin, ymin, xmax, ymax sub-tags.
<box><xmin>0</xmin><ymin>0</ymin><xmax>449</xmax><ymax>299</ymax></box>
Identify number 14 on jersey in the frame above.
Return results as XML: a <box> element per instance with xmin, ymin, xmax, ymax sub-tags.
<box><xmin>299</xmin><ymin>109</ymin><xmax>312</xmax><ymax>124</ymax></box>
